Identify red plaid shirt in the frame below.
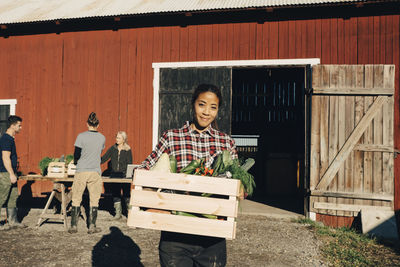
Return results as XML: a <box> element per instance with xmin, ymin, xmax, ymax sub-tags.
<box><xmin>141</xmin><ymin>121</ymin><xmax>238</xmax><ymax>171</ymax></box>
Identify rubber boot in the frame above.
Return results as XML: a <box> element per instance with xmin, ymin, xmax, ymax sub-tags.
<box><xmin>125</xmin><ymin>197</ymin><xmax>131</xmax><ymax>218</ymax></box>
<box><xmin>0</xmin><ymin>208</ymin><xmax>10</xmax><ymax>231</ymax></box>
<box><xmin>88</xmin><ymin>207</ymin><xmax>101</xmax><ymax>234</ymax></box>
<box><xmin>7</xmin><ymin>208</ymin><xmax>27</xmax><ymax>229</ymax></box>
<box><xmin>113</xmin><ymin>201</ymin><xmax>122</xmax><ymax>220</ymax></box>
<box><xmin>68</xmin><ymin>206</ymin><xmax>80</xmax><ymax>234</ymax></box>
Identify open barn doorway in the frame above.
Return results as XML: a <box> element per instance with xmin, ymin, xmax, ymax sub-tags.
<box><xmin>232</xmin><ymin>67</ymin><xmax>306</xmax><ymax>214</ymax></box>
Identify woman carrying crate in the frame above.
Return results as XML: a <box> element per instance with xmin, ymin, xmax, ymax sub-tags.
<box><xmin>101</xmin><ymin>131</ymin><xmax>132</xmax><ymax>220</ymax></box>
<box><xmin>69</xmin><ymin>112</ymin><xmax>105</xmax><ymax>234</ymax></box>
<box><xmin>141</xmin><ymin>84</ymin><xmax>238</xmax><ymax>267</ymax></box>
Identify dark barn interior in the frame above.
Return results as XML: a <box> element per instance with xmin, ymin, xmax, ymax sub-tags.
<box><xmin>232</xmin><ymin>67</ymin><xmax>306</xmax><ymax>214</ymax></box>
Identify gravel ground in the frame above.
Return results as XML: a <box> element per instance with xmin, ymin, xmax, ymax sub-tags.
<box><xmin>0</xmin><ymin>209</ymin><xmax>326</xmax><ymax>267</ymax></box>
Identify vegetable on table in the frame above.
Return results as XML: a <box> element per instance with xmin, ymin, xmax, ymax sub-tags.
<box><xmin>38</xmin><ymin>154</ymin><xmax>74</xmax><ymax>176</ymax></box>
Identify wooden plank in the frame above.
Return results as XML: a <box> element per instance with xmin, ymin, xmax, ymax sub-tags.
<box><xmin>131</xmin><ymin>190</ymin><xmax>237</xmax><ymax>217</ymax></box>
<box><xmin>328</xmin><ymin>66</ymin><xmax>339</xmax><ymax>216</ymax></box>
<box><xmin>373</xmin><ymin>66</ymin><xmax>384</xmax><ymax>209</ymax></box>
<box><xmin>269</xmin><ymin>21</ymin><xmax>279</xmax><ymax>59</ymax></box>
<box><xmin>316</xmin><ymin>95</ymin><xmax>387</xmax><ymax>190</ymax></box>
<box><xmin>278</xmin><ymin>20</ymin><xmax>289</xmax><ymax>58</ymax></box>
<box><xmin>382</xmin><ymin>65</ymin><xmax>395</xmax><ymax>209</ymax></box>
<box><xmin>239</xmin><ymin>23</ymin><xmax>250</xmax><ymax>59</ymax></box>
<box><xmin>310</xmin><ymin>65</ymin><xmax>322</xmax><ymax>212</ymax></box>
<box><xmin>312</xmin><ymin>87</ymin><xmax>394</xmax><ymax>95</ymax></box>
<box><xmin>314</xmin><ymin>202</ymin><xmax>392</xmax><ymax>212</ymax></box>
<box><xmin>343</xmin><ymin>66</ymin><xmax>355</xmax><ymax>216</ymax></box>
<box><xmin>354</xmin><ymin>144</ymin><xmax>394</xmax><ymax>152</ymax></box>
<box><xmin>330</xmin><ymin>18</ymin><xmax>338</xmax><ymax>64</ymax></box>
<box><xmin>197</xmin><ymin>25</ymin><xmax>207</xmax><ymax>61</ymax></box>
<box><xmin>310</xmin><ymin>95</ymin><xmax>321</xmax><ymax>190</ymax></box>
<box><xmin>187</xmin><ymin>25</ymin><xmax>197</xmax><ymax>61</ymax></box>
<box><xmin>128</xmin><ymin>210</ymin><xmax>236</xmax><ymax>239</ymax></box>
<box><xmin>218</xmin><ymin>24</ymin><xmax>227</xmax><ymax>60</ymax></box>
<box><xmin>289</xmin><ymin>20</ymin><xmax>296</xmax><ymax>59</ymax></box>
<box><xmin>305</xmin><ymin>19</ymin><xmax>316</xmax><ymax>58</ymax></box>
<box><xmin>133</xmin><ymin>170</ymin><xmax>240</xmax><ymax>196</ymax></box>
<box><xmin>318</xmin><ymin>65</ymin><xmax>330</xmax><ymax>214</ymax></box>
<box><xmin>337</xmin><ymin>67</ymin><xmax>346</xmax><ymax>216</ymax></box>
<box><xmin>321</xmin><ymin>18</ymin><xmax>331</xmax><ymax>63</ymax></box>
<box><xmin>363</xmin><ymin>65</ymin><xmax>374</xmax><ymax>208</ymax></box>
<box><xmin>310</xmin><ymin>190</ymin><xmax>393</xmax><ymax>201</ymax></box>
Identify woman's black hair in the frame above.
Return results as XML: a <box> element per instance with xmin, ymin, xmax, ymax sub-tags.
<box><xmin>87</xmin><ymin>112</ymin><xmax>99</xmax><ymax>127</ymax></box>
<box><xmin>191</xmin><ymin>84</ymin><xmax>222</xmax><ymax>108</ymax></box>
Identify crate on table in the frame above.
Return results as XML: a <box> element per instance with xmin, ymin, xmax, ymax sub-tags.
<box><xmin>67</xmin><ymin>162</ymin><xmax>76</xmax><ymax>176</ymax></box>
<box><xmin>47</xmin><ymin>162</ymin><xmax>66</xmax><ymax>178</ymax></box>
<box><xmin>127</xmin><ymin>169</ymin><xmax>241</xmax><ymax>240</ymax></box>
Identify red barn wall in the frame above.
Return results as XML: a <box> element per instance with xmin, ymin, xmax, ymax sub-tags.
<box><xmin>0</xmin><ymin>14</ymin><xmax>398</xmax><ymax>224</ymax></box>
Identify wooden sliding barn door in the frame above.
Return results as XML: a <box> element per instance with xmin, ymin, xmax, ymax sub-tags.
<box><xmin>309</xmin><ymin>65</ymin><xmax>395</xmax><ymax>217</ymax></box>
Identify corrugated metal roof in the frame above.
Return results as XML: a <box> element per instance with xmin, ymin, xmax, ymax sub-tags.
<box><xmin>0</xmin><ymin>0</ymin><xmax>391</xmax><ymax>25</ymax></box>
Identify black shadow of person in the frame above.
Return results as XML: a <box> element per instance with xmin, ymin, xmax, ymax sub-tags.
<box><xmin>17</xmin><ymin>180</ymin><xmax>34</xmax><ymax>221</ymax></box>
<box><xmin>92</xmin><ymin>226</ymin><xmax>143</xmax><ymax>267</ymax></box>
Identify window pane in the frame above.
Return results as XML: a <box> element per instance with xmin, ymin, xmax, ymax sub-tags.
<box><xmin>0</xmin><ymin>105</ymin><xmax>10</xmax><ymax>136</ymax></box>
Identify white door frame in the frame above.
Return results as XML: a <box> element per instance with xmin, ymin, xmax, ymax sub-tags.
<box><xmin>151</xmin><ymin>58</ymin><xmax>320</xmax><ymax>148</ymax></box>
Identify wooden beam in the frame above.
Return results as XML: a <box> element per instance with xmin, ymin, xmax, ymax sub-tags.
<box><xmin>133</xmin><ymin>169</ymin><xmax>240</xmax><ymax>196</ymax></box>
<box><xmin>315</xmin><ymin>96</ymin><xmax>387</xmax><ymax>190</ymax></box>
<box><xmin>314</xmin><ymin>202</ymin><xmax>392</xmax><ymax>212</ymax></box>
<box><xmin>312</xmin><ymin>87</ymin><xmax>394</xmax><ymax>95</ymax></box>
<box><xmin>131</xmin><ymin>190</ymin><xmax>237</xmax><ymax>217</ymax></box>
<box><xmin>127</xmin><ymin>210</ymin><xmax>236</xmax><ymax>239</ymax></box>
<box><xmin>354</xmin><ymin>144</ymin><xmax>394</xmax><ymax>152</ymax></box>
<box><xmin>311</xmin><ymin>190</ymin><xmax>393</xmax><ymax>201</ymax></box>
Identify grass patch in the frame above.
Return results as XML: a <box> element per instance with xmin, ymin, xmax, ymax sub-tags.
<box><xmin>297</xmin><ymin>218</ymin><xmax>400</xmax><ymax>267</ymax></box>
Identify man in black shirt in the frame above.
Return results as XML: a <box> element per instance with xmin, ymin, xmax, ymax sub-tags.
<box><xmin>0</xmin><ymin>115</ymin><xmax>26</xmax><ymax>230</ymax></box>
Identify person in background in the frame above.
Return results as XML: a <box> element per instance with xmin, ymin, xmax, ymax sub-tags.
<box><xmin>101</xmin><ymin>131</ymin><xmax>132</xmax><ymax>220</ymax></box>
<box><xmin>141</xmin><ymin>84</ymin><xmax>238</xmax><ymax>267</ymax></box>
<box><xmin>69</xmin><ymin>112</ymin><xmax>105</xmax><ymax>234</ymax></box>
<box><xmin>0</xmin><ymin>115</ymin><xmax>26</xmax><ymax>230</ymax></box>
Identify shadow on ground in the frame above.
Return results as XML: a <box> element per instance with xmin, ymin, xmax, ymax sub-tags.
<box><xmin>92</xmin><ymin>226</ymin><xmax>144</xmax><ymax>267</ymax></box>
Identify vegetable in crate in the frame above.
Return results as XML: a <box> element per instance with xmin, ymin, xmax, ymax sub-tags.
<box><xmin>150</xmin><ymin>153</ymin><xmax>171</xmax><ymax>172</ymax></box>
<box><xmin>38</xmin><ymin>157</ymin><xmax>54</xmax><ymax>176</ymax></box>
<box><xmin>65</xmin><ymin>154</ymin><xmax>74</xmax><ymax>165</ymax></box>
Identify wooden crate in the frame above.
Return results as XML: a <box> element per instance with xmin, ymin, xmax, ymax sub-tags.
<box><xmin>67</xmin><ymin>162</ymin><xmax>76</xmax><ymax>176</ymax></box>
<box><xmin>127</xmin><ymin>169</ymin><xmax>241</xmax><ymax>240</ymax></box>
<box><xmin>47</xmin><ymin>162</ymin><xmax>66</xmax><ymax>178</ymax></box>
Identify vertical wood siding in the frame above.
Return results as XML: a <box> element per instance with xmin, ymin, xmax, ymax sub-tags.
<box><xmin>0</xmin><ymin>14</ymin><xmax>398</xmax><ymax>218</ymax></box>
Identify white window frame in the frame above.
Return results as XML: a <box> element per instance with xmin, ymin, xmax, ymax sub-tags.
<box><xmin>0</xmin><ymin>99</ymin><xmax>17</xmax><ymax>115</ymax></box>
<box><xmin>151</xmin><ymin>58</ymin><xmax>320</xmax><ymax>148</ymax></box>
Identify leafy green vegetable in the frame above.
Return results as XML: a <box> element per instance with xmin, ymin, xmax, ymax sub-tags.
<box><xmin>169</xmin><ymin>155</ymin><xmax>177</xmax><ymax>173</ymax></box>
<box><xmin>38</xmin><ymin>157</ymin><xmax>54</xmax><ymax>176</ymax></box>
<box><xmin>240</xmin><ymin>158</ymin><xmax>255</xmax><ymax>172</ymax></box>
<box><xmin>227</xmin><ymin>159</ymin><xmax>256</xmax><ymax>196</ymax></box>
<box><xmin>180</xmin><ymin>159</ymin><xmax>201</xmax><ymax>174</ymax></box>
<box><xmin>65</xmin><ymin>154</ymin><xmax>74</xmax><ymax>165</ymax></box>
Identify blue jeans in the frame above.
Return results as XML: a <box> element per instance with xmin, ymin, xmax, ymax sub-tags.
<box><xmin>159</xmin><ymin>232</ymin><xmax>226</xmax><ymax>267</ymax></box>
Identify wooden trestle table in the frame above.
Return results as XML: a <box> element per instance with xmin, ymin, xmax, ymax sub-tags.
<box><xmin>19</xmin><ymin>175</ymin><xmax>132</xmax><ymax>230</ymax></box>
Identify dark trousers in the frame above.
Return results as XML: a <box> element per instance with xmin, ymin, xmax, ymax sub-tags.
<box><xmin>159</xmin><ymin>232</ymin><xmax>226</xmax><ymax>267</ymax></box>
<box><xmin>108</xmin><ymin>172</ymin><xmax>130</xmax><ymax>203</ymax></box>
<box><xmin>111</xmin><ymin>183</ymin><xmax>130</xmax><ymax>202</ymax></box>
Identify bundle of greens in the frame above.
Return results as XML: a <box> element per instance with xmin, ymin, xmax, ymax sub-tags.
<box><xmin>176</xmin><ymin>150</ymin><xmax>256</xmax><ymax>197</ymax></box>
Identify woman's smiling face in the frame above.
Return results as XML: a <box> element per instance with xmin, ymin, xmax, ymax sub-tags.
<box><xmin>193</xmin><ymin>91</ymin><xmax>219</xmax><ymax>130</ymax></box>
